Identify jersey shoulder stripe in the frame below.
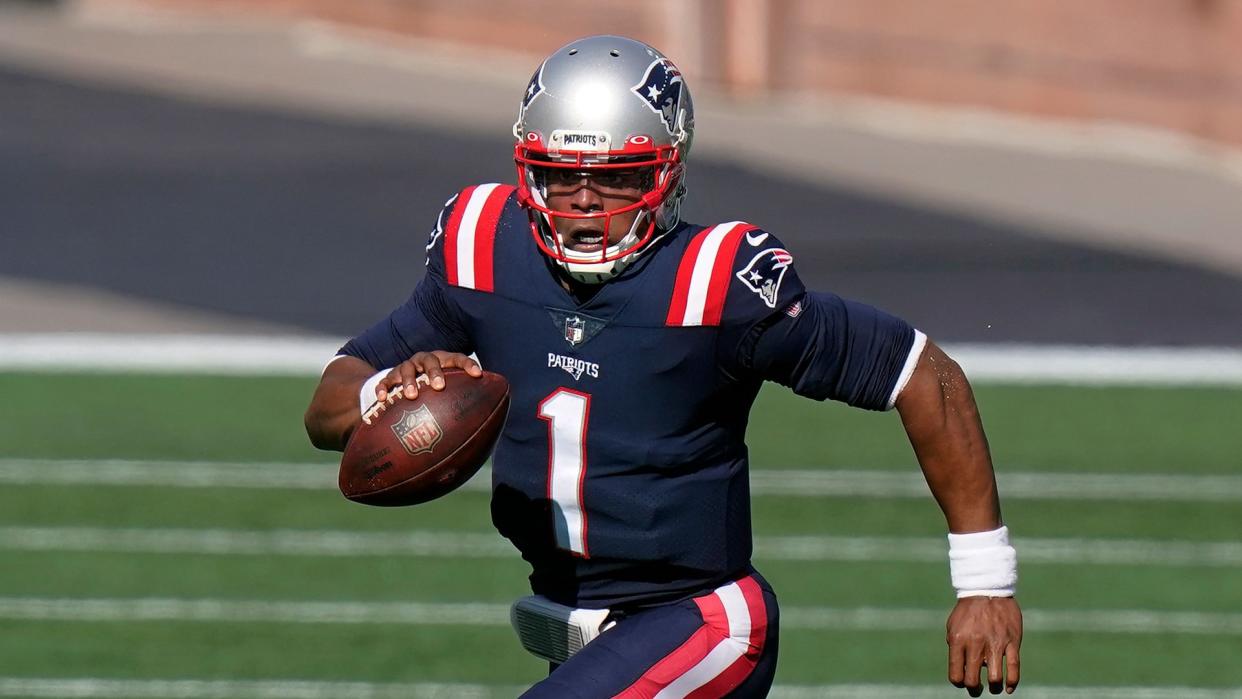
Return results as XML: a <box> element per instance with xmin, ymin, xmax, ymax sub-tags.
<box><xmin>443</xmin><ymin>183</ymin><xmax>516</xmax><ymax>292</ymax></box>
<box><xmin>665</xmin><ymin>221</ymin><xmax>757</xmax><ymax>327</ymax></box>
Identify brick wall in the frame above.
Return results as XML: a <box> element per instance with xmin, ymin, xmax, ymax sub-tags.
<box><xmin>767</xmin><ymin>0</ymin><xmax>1242</xmax><ymax>144</ymax></box>
<box><xmin>92</xmin><ymin>0</ymin><xmax>1242</xmax><ymax>145</ymax></box>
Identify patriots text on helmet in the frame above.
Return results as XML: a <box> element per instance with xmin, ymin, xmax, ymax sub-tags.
<box><xmin>550</xmin><ymin>130</ymin><xmax>612</xmax><ymax>153</ymax></box>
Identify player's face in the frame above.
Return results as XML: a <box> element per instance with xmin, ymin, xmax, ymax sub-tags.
<box><xmin>541</xmin><ymin>168</ymin><xmax>649</xmax><ymax>254</ymax></box>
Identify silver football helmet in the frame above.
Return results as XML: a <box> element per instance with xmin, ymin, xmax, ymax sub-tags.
<box><xmin>513</xmin><ymin>35</ymin><xmax>695</xmax><ymax>284</ymax></box>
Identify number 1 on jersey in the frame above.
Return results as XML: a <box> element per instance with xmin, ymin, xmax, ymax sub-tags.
<box><xmin>538</xmin><ymin>388</ymin><xmax>591</xmax><ymax>557</ymax></box>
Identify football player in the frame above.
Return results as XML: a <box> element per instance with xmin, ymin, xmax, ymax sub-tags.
<box><xmin>306</xmin><ymin>35</ymin><xmax>1022</xmax><ymax>697</ymax></box>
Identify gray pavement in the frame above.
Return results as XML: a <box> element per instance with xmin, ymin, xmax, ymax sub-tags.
<box><xmin>0</xmin><ymin>278</ymin><xmax>302</xmax><ymax>333</ymax></box>
<box><xmin>2</xmin><ymin>3</ymin><xmax>1240</xmax><ymax>345</ymax></box>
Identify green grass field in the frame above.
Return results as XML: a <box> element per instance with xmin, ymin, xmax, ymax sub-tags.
<box><xmin>1</xmin><ymin>372</ymin><xmax>1239</xmax><ymax>697</ymax></box>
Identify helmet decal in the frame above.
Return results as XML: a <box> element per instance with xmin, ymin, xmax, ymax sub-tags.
<box><xmin>632</xmin><ymin>58</ymin><xmax>683</xmax><ymax>137</ymax></box>
<box><xmin>520</xmin><ymin>63</ymin><xmax>546</xmax><ymax>119</ymax></box>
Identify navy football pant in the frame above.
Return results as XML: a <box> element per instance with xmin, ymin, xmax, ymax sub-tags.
<box><xmin>520</xmin><ymin>571</ymin><xmax>780</xmax><ymax>698</ymax></box>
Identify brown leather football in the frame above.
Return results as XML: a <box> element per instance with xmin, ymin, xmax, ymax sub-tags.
<box><xmin>339</xmin><ymin>368</ymin><xmax>510</xmax><ymax>506</ymax></box>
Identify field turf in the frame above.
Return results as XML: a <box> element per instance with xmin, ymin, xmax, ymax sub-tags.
<box><xmin>0</xmin><ymin>372</ymin><xmax>1239</xmax><ymax>696</ymax></box>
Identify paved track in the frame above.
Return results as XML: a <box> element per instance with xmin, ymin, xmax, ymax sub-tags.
<box><xmin>3</xmin><ymin>64</ymin><xmax>1240</xmax><ymax>345</ymax></box>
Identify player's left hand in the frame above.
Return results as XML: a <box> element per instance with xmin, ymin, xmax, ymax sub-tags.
<box><xmin>946</xmin><ymin>596</ymin><xmax>1022</xmax><ymax>695</ymax></box>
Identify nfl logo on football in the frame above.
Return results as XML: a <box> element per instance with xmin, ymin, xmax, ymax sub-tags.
<box><xmin>390</xmin><ymin>405</ymin><xmax>444</xmax><ymax>456</ymax></box>
<box><xmin>564</xmin><ymin>316</ymin><xmax>586</xmax><ymax>346</ymax></box>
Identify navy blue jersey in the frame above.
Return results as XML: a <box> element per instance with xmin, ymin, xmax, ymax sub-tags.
<box><xmin>342</xmin><ymin>183</ymin><xmax>922</xmax><ymax>608</ymax></box>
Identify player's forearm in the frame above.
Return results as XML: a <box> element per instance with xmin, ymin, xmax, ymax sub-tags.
<box><xmin>895</xmin><ymin>340</ymin><xmax>1002</xmax><ymax>533</ymax></box>
<box><xmin>304</xmin><ymin>355</ymin><xmax>374</xmax><ymax>451</ymax></box>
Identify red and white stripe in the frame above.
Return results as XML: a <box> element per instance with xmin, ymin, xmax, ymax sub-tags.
<box><xmin>666</xmin><ymin>222</ymin><xmax>755</xmax><ymax>327</ymax></box>
<box><xmin>613</xmin><ymin>575</ymin><xmax>768</xmax><ymax>699</ymax></box>
<box><xmin>443</xmin><ymin>183</ymin><xmax>514</xmax><ymax>292</ymax></box>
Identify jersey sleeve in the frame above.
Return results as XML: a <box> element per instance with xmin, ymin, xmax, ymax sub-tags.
<box><xmin>717</xmin><ymin>230</ymin><xmax>925</xmax><ymax>411</ymax></box>
<box><xmin>337</xmin><ymin>192</ymin><xmax>473</xmax><ymax>368</ymax></box>
<box><xmin>741</xmin><ymin>292</ymin><xmax>925</xmax><ymax>410</ymax></box>
<box><xmin>718</xmin><ymin>229</ymin><xmax>807</xmax><ymax>327</ymax></box>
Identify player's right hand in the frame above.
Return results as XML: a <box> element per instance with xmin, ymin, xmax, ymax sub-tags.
<box><xmin>946</xmin><ymin>596</ymin><xmax>1022</xmax><ymax>696</ymax></box>
<box><xmin>375</xmin><ymin>350</ymin><xmax>482</xmax><ymax>403</ymax></box>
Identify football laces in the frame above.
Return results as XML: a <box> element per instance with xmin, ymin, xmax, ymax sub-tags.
<box><xmin>361</xmin><ymin>387</ymin><xmax>405</xmax><ymax>425</ymax></box>
<box><xmin>360</xmin><ymin>375</ymin><xmax>434</xmax><ymax>425</ymax></box>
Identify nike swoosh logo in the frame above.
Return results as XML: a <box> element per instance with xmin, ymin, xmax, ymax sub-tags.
<box><xmin>745</xmin><ymin>231</ymin><xmax>769</xmax><ymax>246</ymax></box>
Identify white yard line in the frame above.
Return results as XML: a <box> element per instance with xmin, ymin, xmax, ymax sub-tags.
<box><xmin>749</xmin><ymin>469</ymin><xmax>1242</xmax><ymax>501</ymax></box>
<box><xmin>0</xmin><ymin>458</ymin><xmax>346</xmax><ymax>490</ymax></box>
<box><xmin>0</xmin><ymin>334</ymin><xmax>341</xmax><ymax>376</ymax></box>
<box><xmin>4</xmin><ymin>526</ymin><xmax>1241</xmax><ymax>568</ymax></box>
<box><xmin>2</xmin><ymin>458</ymin><xmax>1240</xmax><ymax>502</ymax></box>
<box><xmin>772</xmin><ymin>686</ymin><xmax>1242</xmax><ymax>699</ymax></box>
<box><xmin>2</xmin><ymin>678</ymin><xmax>1238</xmax><ymax>699</ymax></box>
<box><xmin>0</xmin><ymin>677</ymin><xmax>518</xmax><ymax>699</ymax></box>
<box><xmin>0</xmin><ymin>527</ymin><xmax>513</xmax><ymax>558</ymax></box>
<box><xmin>2</xmin><ymin>597</ymin><xmax>1240</xmax><ymax>636</ymax></box>
<box><xmin>3</xmin><ymin>334</ymin><xmax>1242</xmax><ymax>385</ymax></box>
<box><xmin>0</xmin><ymin>597</ymin><xmax>506</xmax><ymax>626</ymax></box>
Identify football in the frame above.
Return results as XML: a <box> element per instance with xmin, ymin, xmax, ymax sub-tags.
<box><xmin>339</xmin><ymin>368</ymin><xmax>510</xmax><ymax>506</ymax></box>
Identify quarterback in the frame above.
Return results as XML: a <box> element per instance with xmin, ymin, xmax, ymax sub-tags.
<box><xmin>306</xmin><ymin>35</ymin><xmax>1022</xmax><ymax>697</ymax></box>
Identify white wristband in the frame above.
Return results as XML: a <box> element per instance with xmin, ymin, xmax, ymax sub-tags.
<box><xmin>358</xmin><ymin>368</ymin><xmax>391</xmax><ymax>417</ymax></box>
<box><xmin>948</xmin><ymin>525</ymin><xmax>1018</xmax><ymax>599</ymax></box>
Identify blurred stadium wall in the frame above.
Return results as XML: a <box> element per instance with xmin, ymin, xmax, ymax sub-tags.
<box><xmin>80</xmin><ymin>0</ymin><xmax>1242</xmax><ymax>146</ymax></box>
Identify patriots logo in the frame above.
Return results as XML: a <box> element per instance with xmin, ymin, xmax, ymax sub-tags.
<box><xmin>632</xmin><ymin>58</ymin><xmax>684</xmax><ymax>136</ymax></box>
<box><xmin>520</xmin><ymin>64</ymin><xmax>545</xmax><ymax>117</ymax></box>
<box><xmin>735</xmin><ymin>248</ymin><xmax>794</xmax><ymax>309</ymax></box>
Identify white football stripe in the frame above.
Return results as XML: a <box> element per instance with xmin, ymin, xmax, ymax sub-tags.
<box><xmin>3</xmin><ymin>526</ymin><xmax>1240</xmax><ymax>568</ymax></box>
<box><xmin>650</xmin><ymin>582</ymin><xmax>755</xmax><ymax>698</ymax></box>
<box><xmin>453</xmin><ymin>183</ymin><xmax>502</xmax><ymax>289</ymax></box>
<box><xmin>3</xmin><ymin>458</ymin><xmax>1242</xmax><ymax>501</ymax></box>
<box><xmin>716</xmin><ymin>582</ymin><xmax>752</xmax><ymax>646</ymax></box>
<box><xmin>682</xmin><ymin>221</ymin><xmax>743</xmax><ymax>326</ymax></box>
<box><xmin>653</xmin><ymin>640</ymin><xmax>744</xmax><ymax>699</ymax></box>
<box><xmin>1</xmin><ymin>597</ymin><xmax>1240</xmax><ymax>635</ymax></box>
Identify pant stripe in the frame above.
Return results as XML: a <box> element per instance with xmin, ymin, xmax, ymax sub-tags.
<box><xmin>612</xmin><ymin>575</ymin><xmax>768</xmax><ymax>699</ymax></box>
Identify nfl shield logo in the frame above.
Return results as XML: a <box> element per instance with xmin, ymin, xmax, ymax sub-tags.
<box><xmin>565</xmin><ymin>316</ymin><xmax>586</xmax><ymax>346</ymax></box>
<box><xmin>390</xmin><ymin>404</ymin><xmax>444</xmax><ymax>456</ymax></box>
